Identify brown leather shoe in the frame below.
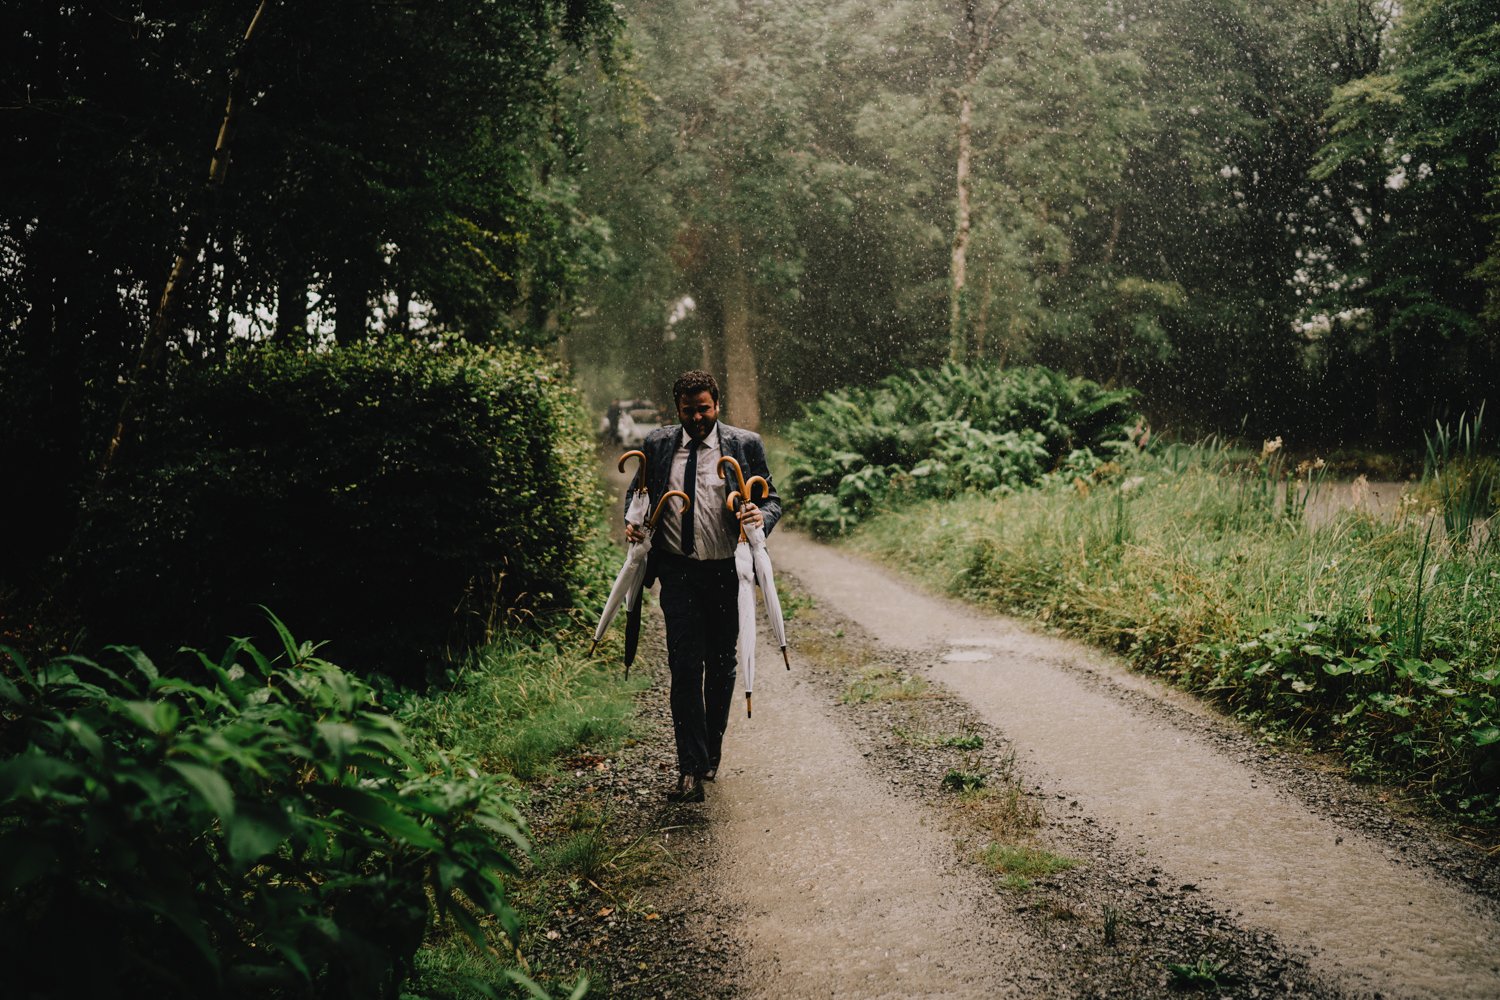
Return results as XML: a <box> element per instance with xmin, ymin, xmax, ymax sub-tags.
<box><xmin>667</xmin><ymin>773</ymin><xmax>705</xmax><ymax>803</ymax></box>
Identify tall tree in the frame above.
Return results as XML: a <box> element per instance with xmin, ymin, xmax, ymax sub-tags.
<box><xmin>947</xmin><ymin>0</ymin><xmax>1013</xmax><ymax>362</ymax></box>
<box><xmin>1315</xmin><ymin>0</ymin><xmax>1499</xmax><ymax>438</ymax></box>
<box><xmin>0</xmin><ymin>0</ymin><xmax>621</xmax><ymax>586</ymax></box>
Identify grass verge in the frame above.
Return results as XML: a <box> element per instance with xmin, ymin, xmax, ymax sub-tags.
<box><xmin>845</xmin><ymin>443</ymin><xmax>1500</xmax><ymax>827</ymax></box>
<box><xmin>397</xmin><ymin>527</ymin><xmax>653</xmax><ymax>998</ymax></box>
<box><xmin>980</xmin><ymin>843</ymin><xmax>1080</xmax><ymax>891</ymax></box>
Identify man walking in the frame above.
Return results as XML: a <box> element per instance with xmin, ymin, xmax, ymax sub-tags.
<box><xmin>625</xmin><ymin>370</ymin><xmax>781</xmax><ymax>802</ymax></box>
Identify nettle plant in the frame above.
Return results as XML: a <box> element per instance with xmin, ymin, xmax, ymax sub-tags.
<box><xmin>786</xmin><ymin>363</ymin><xmax>1140</xmax><ymax>535</ymax></box>
<box><xmin>0</xmin><ymin>617</ymin><xmax>528</xmax><ymax>999</ymax></box>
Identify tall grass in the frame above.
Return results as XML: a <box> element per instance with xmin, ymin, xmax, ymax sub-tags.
<box><xmin>400</xmin><ymin>624</ymin><xmax>644</xmax><ymax>783</ymax></box>
<box><xmin>847</xmin><ymin>443</ymin><xmax>1500</xmax><ymax>823</ymax></box>
<box><xmin>397</xmin><ymin>523</ymin><xmax>649</xmax><ymax>999</ymax></box>
<box><xmin>1423</xmin><ymin>404</ymin><xmax>1498</xmax><ymax>552</ymax></box>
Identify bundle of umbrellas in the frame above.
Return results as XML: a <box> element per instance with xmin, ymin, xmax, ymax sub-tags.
<box><xmin>589</xmin><ymin>450</ymin><xmax>790</xmax><ymax>718</ymax></box>
<box><xmin>717</xmin><ymin>455</ymin><xmax>790</xmax><ymax>718</ymax></box>
<box><xmin>588</xmin><ymin>450</ymin><xmax>689</xmax><ymax>673</ymax></box>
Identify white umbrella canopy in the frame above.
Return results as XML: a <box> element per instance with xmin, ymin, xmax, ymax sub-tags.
<box><xmin>734</xmin><ymin>540</ymin><xmax>757</xmax><ymax>717</ymax></box>
<box><xmin>740</xmin><ymin>475</ymin><xmax>789</xmax><ymax>669</ymax></box>
<box><xmin>590</xmin><ymin>450</ymin><xmax>689</xmax><ymax>665</ymax></box>
<box><xmin>589</xmin><ymin>488</ymin><xmax>651</xmax><ymax>655</ymax></box>
<box><xmin>743</xmin><ymin>521</ymin><xmax>788</xmax><ymax>669</ymax></box>
<box><xmin>718</xmin><ymin>460</ymin><xmax>790</xmax><ymax>718</ymax></box>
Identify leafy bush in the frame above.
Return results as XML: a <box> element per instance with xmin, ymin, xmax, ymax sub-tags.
<box><xmin>784</xmin><ymin>363</ymin><xmax>1139</xmax><ymax>535</ymax></box>
<box><xmin>69</xmin><ymin>342</ymin><xmax>602</xmax><ymax>681</ymax></box>
<box><xmin>0</xmin><ymin>621</ymin><xmax>528</xmax><ymax>999</ymax></box>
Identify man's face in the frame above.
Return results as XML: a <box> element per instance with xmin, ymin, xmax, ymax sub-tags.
<box><xmin>676</xmin><ymin>389</ymin><xmax>719</xmax><ymax>441</ymax></box>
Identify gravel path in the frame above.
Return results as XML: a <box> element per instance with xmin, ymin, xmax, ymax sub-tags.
<box><xmin>773</xmin><ymin>531</ymin><xmax>1500</xmax><ymax>1000</ymax></box>
<box><xmin>710</xmin><ymin>666</ymin><xmax>1041</xmax><ymax>998</ymax></box>
<box><xmin>579</xmin><ymin>460</ymin><xmax>1496</xmax><ymax>998</ymax></box>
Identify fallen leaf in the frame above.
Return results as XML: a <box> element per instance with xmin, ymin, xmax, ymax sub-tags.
<box><xmin>598</xmin><ymin>907</ymin><xmax>614</xmax><ymax>917</ymax></box>
<box><xmin>546</xmin><ymin>929</ymin><xmax>561</xmax><ymax>940</ymax></box>
<box><xmin>644</xmin><ymin>913</ymin><xmax>660</xmax><ymax>921</ymax></box>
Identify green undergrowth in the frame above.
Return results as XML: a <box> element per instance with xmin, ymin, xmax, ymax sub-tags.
<box><xmin>0</xmin><ymin>620</ymin><xmax>538</xmax><ymax>1000</ymax></box>
<box><xmin>782</xmin><ymin>363</ymin><xmax>1139</xmax><ymax>537</ymax></box>
<box><xmin>847</xmin><ymin>442</ymin><xmax>1500</xmax><ymax>826</ymax></box>
<box><xmin>399</xmin><ymin>624</ymin><xmax>645</xmax><ymax>785</ymax></box>
<box><xmin>397</xmin><ymin>526</ymin><xmax>649</xmax><ymax>999</ymax></box>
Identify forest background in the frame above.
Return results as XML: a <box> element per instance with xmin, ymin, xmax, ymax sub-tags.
<box><xmin>4</xmin><ymin>0</ymin><xmax>1497</xmax><ymax>661</ymax></box>
<box><xmin>7</xmin><ymin>0</ymin><xmax>1498</xmax><ymax>487</ymax></box>
<box><xmin>2</xmin><ymin>2</ymin><xmax>1497</xmax><ymax>993</ymax></box>
<box><xmin>2</xmin><ymin>0</ymin><xmax>1496</xmax><ymax>663</ymax></box>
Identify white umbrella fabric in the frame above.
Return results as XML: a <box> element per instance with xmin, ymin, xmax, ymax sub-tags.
<box><xmin>741</xmin><ymin>475</ymin><xmax>789</xmax><ymax>669</ymax></box>
<box><xmin>733</xmin><ymin>539</ymin><xmax>758</xmax><ymax>717</ymax></box>
<box><xmin>589</xmin><ymin>486</ymin><xmax>651</xmax><ymax>657</ymax></box>
<box><xmin>590</xmin><ymin>451</ymin><xmax>689</xmax><ymax>668</ymax></box>
<box><xmin>718</xmin><ymin>459</ymin><xmax>790</xmax><ymax>718</ymax></box>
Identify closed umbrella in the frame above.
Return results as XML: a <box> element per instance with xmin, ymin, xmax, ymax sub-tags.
<box><xmin>718</xmin><ymin>458</ymin><xmax>790</xmax><ymax>718</ymax></box>
<box><xmin>590</xmin><ymin>450</ymin><xmax>688</xmax><ymax>670</ymax></box>
<box><xmin>733</xmin><ymin>539</ymin><xmax>757</xmax><ymax>717</ymax></box>
<box><xmin>741</xmin><ymin>475</ymin><xmax>789</xmax><ymax>669</ymax></box>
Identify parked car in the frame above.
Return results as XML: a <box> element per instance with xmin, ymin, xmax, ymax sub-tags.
<box><xmin>601</xmin><ymin>398</ymin><xmax>667</xmax><ymax>448</ymax></box>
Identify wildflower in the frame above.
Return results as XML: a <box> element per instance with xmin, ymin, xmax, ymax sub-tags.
<box><xmin>1351</xmin><ymin>474</ymin><xmax>1370</xmax><ymax>508</ymax></box>
<box><xmin>1261</xmin><ymin>436</ymin><xmax>1283</xmax><ymax>458</ymax></box>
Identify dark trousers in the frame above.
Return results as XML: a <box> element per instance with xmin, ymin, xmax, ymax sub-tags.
<box><xmin>656</xmin><ymin>552</ymin><xmax>739</xmax><ymax>777</ymax></box>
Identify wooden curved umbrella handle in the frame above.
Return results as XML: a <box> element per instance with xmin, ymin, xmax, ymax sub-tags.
<box><xmin>617</xmin><ymin>449</ymin><xmax>646</xmax><ymax>483</ymax></box>
<box><xmin>647</xmin><ymin>489</ymin><xmax>690</xmax><ymax>530</ymax></box>
<box><xmin>716</xmin><ymin>455</ymin><xmax>747</xmax><ymax>496</ymax></box>
<box><xmin>727</xmin><ymin>475</ymin><xmax>771</xmax><ymax>511</ymax></box>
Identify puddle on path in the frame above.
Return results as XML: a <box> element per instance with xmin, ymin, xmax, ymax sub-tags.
<box><xmin>773</xmin><ymin>531</ymin><xmax>1500</xmax><ymax>1000</ymax></box>
<box><xmin>942</xmin><ymin>648</ymin><xmax>995</xmax><ymax>662</ymax></box>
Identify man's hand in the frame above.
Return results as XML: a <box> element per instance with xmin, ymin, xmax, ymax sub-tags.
<box><xmin>737</xmin><ymin>501</ymin><xmax>763</xmax><ymax>530</ymax></box>
<box><xmin>625</xmin><ymin>522</ymin><xmax>646</xmax><ymax>544</ymax></box>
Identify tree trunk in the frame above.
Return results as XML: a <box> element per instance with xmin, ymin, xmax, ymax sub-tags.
<box><xmin>720</xmin><ymin>228</ymin><xmax>761</xmax><ymax>431</ymax></box>
<box><xmin>211</xmin><ymin>246</ymin><xmax>234</xmax><ymax>359</ymax></box>
<box><xmin>1102</xmin><ymin>204</ymin><xmax>1124</xmax><ymax>266</ymax></box>
<box><xmin>275</xmin><ymin>261</ymin><xmax>306</xmax><ymax>346</ymax></box>
<box><xmin>99</xmin><ymin>0</ymin><xmax>271</xmax><ymax>475</ymax></box>
<box><xmin>948</xmin><ymin>87</ymin><xmax>973</xmax><ymax>363</ymax></box>
<box><xmin>334</xmin><ymin>257</ymin><xmax>369</xmax><ymax>347</ymax></box>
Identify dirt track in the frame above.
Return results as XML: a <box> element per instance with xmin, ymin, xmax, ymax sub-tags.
<box><xmin>589</xmin><ymin>460</ymin><xmax>1498</xmax><ymax>998</ymax></box>
<box><xmin>752</xmin><ymin>533</ymin><xmax>1500</xmax><ymax>999</ymax></box>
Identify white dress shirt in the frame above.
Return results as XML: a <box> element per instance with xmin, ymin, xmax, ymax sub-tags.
<box><xmin>657</xmin><ymin>425</ymin><xmax>735</xmax><ymax>560</ymax></box>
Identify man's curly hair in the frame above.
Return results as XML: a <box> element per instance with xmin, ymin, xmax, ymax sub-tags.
<box><xmin>672</xmin><ymin>370</ymin><xmax>720</xmax><ymax>404</ymax></box>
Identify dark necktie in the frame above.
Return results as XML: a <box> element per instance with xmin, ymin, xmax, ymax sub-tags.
<box><xmin>682</xmin><ymin>438</ymin><xmax>700</xmax><ymax>555</ymax></box>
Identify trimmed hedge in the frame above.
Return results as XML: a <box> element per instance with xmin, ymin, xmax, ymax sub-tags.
<box><xmin>69</xmin><ymin>342</ymin><xmax>600</xmax><ymax>682</ymax></box>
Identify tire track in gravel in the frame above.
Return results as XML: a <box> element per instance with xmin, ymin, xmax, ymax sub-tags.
<box><xmin>771</xmin><ymin>531</ymin><xmax>1500</xmax><ymax>1000</ymax></box>
<box><xmin>707</xmin><ymin>662</ymin><xmax>1043</xmax><ymax>998</ymax></box>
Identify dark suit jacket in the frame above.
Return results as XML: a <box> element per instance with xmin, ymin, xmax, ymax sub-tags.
<box><xmin>626</xmin><ymin>422</ymin><xmax>782</xmax><ymax>546</ymax></box>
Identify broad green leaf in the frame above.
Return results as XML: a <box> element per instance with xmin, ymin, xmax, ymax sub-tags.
<box><xmin>0</xmin><ymin>753</ymin><xmax>84</xmax><ymax>801</ymax></box>
<box><xmin>64</xmin><ymin>718</ymin><xmax>104</xmax><ymax>760</ymax></box>
<box><xmin>315</xmin><ymin>721</ymin><xmax>362</xmax><ymax>762</ymax></box>
<box><xmin>227</xmin><ymin>809</ymin><xmax>291</xmax><ymax>867</ymax></box>
<box><xmin>169</xmin><ymin>761</ymin><xmax>235</xmax><ymax>821</ymax></box>
<box><xmin>312</xmin><ymin>785</ymin><xmax>441</xmax><ymax>850</ymax></box>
